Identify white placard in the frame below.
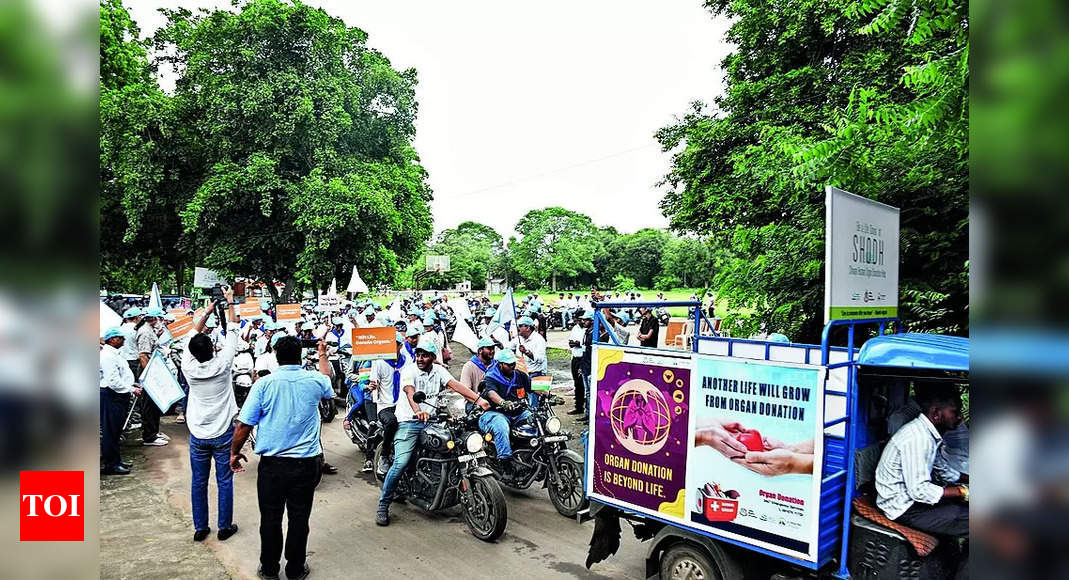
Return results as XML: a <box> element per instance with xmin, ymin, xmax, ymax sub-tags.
<box><xmin>138</xmin><ymin>351</ymin><xmax>185</xmax><ymax>412</ymax></box>
<box><xmin>194</xmin><ymin>267</ymin><xmax>226</xmax><ymax>288</ymax></box>
<box><xmin>825</xmin><ymin>186</ymin><xmax>900</xmax><ymax>322</ymax></box>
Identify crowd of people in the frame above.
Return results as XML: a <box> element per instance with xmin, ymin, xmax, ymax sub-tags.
<box><xmin>99</xmin><ymin>286</ymin><xmax>662</xmax><ymax>578</ymax></box>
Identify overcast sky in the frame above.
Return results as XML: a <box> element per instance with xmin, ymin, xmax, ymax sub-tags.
<box><xmin>126</xmin><ymin>1</ymin><xmax>732</xmax><ymax>238</ymax></box>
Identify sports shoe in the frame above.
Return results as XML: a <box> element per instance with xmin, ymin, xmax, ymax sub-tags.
<box><xmin>566</xmin><ymin>408</ymin><xmax>584</xmax><ymax>415</ymax></box>
<box><xmin>287</xmin><ymin>563</ymin><xmax>310</xmax><ymax>580</ymax></box>
<box><xmin>217</xmin><ymin>524</ymin><xmax>238</xmax><ymax>541</ymax></box>
<box><xmin>375</xmin><ymin>505</ymin><xmax>390</xmax><ymax>526</ymax></box>
<box><xmin>193</xmin><ymin>528</ymin><xmax>210</xmax><ymax>542</ymax></box>
<box><xmin>142</xmin><ymin>436</ymin><xmax>169</xmax><ymax>446</ymax></box>
<box><xmin>361</xmin><ymin>460</ymin><xmax>373</xmax><ymax>473</ymax></box>
<box><xmin>157</xmin><ymin>432</ymin><xmax>171</xmax><ymax>441</ymax></box>
<box><xmin>101</xmin><ymin>465</ymin><xmax>131</xmax><ymax>476</ymax></box>
<box><xmin>375</xmin><ymin>455</ymin><xmax>390</xmax><ymax>476</ymax></box>
<box><xmin>176</xmin><ymin>413</ymin><xmax>185</xmax><ymax>424</ymax></box>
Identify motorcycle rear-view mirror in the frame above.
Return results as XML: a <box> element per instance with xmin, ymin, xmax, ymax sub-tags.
<box><xmin>413</xmin><ymin>391</ymin><xmax>427</xmax><ymax>404</ymax></box>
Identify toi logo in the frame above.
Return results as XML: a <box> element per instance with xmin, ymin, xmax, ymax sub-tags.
<box><xmin>19</xmin><ymin>471</ymin><xmax>84</xmax><ymax>541</ymax></box>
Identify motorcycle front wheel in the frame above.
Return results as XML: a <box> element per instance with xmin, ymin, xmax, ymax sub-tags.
<box><xmin>548</xmin><ymin>454</ymin><xmax>588</xmax><ymax>518</ymax></box>
<box><xmin>463</xmin><ymin>475</ymin><xmax>507</xmax><ymax>542</ymax></box>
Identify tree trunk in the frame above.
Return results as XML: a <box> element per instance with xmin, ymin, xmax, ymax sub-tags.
<box><xmin>280</xmin><ymin>277</ymin><xmax>296</xmax><ymax>303</ymax></box>
<box><xmin>173</xmin><ymin>259</ymin><xmax>185</xmax><ymax>296</ymax></box>
<box><xmin>551</xmin><ymin>273</ymin><xmax>557</xmax><ymax>292</ymax></box>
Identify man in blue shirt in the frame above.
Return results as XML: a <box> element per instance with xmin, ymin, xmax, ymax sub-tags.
<box><xmin>230</xmin><ymin>336</ymin><xmax>334</xmax><ymax>580</ymax></box>
<box><xmin>479</xmin><ymin>349</ymin><xmax>533</xmax><ymax>474</ymax></box>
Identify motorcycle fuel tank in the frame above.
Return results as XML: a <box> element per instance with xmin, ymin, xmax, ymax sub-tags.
<box><xmin>419</xmin><ymin>424</ymin><xmax>452</xmax><ymax>451</ymax></box>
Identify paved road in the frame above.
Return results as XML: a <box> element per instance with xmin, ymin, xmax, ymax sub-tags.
<box><xmin>101</xmin><ymin>344</ymin><xmax>650</xmax><ymax>580</ymax></box>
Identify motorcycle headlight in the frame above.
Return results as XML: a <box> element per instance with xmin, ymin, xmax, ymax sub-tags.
<box><xmin>465</xmin><ymin>432</ymin><xmax>484</xmax><ymax>453</ymax></box>
<box><xmin>545</xmin><ymin>416</ymin><xmax>562</xmax><ymax>434</ymax></box>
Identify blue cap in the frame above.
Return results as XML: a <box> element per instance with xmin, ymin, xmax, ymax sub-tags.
<box><xmin>144</xmin><ymin>306</ymin><xmax>165</xmax><ymax>318</ymax></box>
<box><xmin>517</xmin><ymin>316</ymin><xmax>536</xmax><ymax>327</ymax></box>
<box><xmin>415</xmin><ymin>335</ymin><xmax>438</xmax><ymax>355</ymax></box>
<box><xmin>618</xmin><ymin>313</ymin><xmax>630</xmax><ymax>325</ymax></box>
<box><xmin>332</xmin><ymin>317</ymin><xmax>344</xmax><ymax>325</ymax></box>
<box><xmin>102</xmin><ymin>327</ymin><xmax>125</xmax><ymax>340</ymax></box>
<box><xmin>495</xmin><ymin>349</ymin><xmax>517</xmax><ymax>364</ymax></box>
<box><xmin>528</xmin><ymin>303</ymin><xmax>541</xmax><ymax>313</ymax></box>
<box><xmin>406</xmin><ymin>326</ymin><xmax>423</xmax><ymax>338</ymax></box>
<box><xmin>768</xmin><ymin>333</ymin><xmax>790</xmax><ymax>343</ymax></box>
<box><xmin>271</xmin><ymin>333</ymin><xmax>284</xmax><ymax>347</ymax></box>
<box><xmin>121</xmin><ymin>307</ymin><xmax>141</xmax><ymax>319</ymax></box>
<box><xmin>422</xmin><ymin>315</ymin><xmax>436</xmax><ymax>326</ymax></box>
<box><xmin>483</xmin><ymin>308</ymin><xmax>496</xmax><ymax>317</ymax></box>
<box><xmin>581</xmin><ymin>311</ymin><xmax>594</xmax><ymax>320</ymax></box>
<box><xmin>477</xmin><ymin>337</ymin><xmax>495</xmax><ymax>349</ymax></box>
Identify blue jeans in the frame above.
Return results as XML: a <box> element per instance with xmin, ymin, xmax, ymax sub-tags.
<box><xmin>190</xmin><ymin>424</ymin><xmax>234</xmax><ymax>531</ymax></box>
<box><xmin>562</xmin><ymin>309</ymin><xmax>573</xmax><ymax>326</ymax></box>
<box><xmin>379</xmin><ymin>421</ymin><xmax>425</xmax><ymax>507</ymax></box>
<box><xmin>478</xmin><ymin>410</ymin><xmax>531</xmax><ymax>459</ymax></box>
<box><xmin>176</xmin><ymin>368</ymin><xmax>189</xmax><ymax>413</ymax></box>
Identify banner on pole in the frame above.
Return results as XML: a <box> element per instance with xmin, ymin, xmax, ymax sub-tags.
<box><xmin>351</xmin><ymin>327</ymin><xmax>398</xmax><ymax>361</ymax></box>
<box><xmin>824</xmin><ymin>186</ymin><xmax>900</xmax><ymax>322</ymax></box>
<box><xmin>275</xmin><ymin>304</ymin><xmax>301</xmax><ymax>321</ymax></box>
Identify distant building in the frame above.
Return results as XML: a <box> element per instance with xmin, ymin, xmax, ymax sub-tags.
<box><xmin>489</xmin><ymin>278</ymin><xmax>506</xmax><ymax>294</ymax></box>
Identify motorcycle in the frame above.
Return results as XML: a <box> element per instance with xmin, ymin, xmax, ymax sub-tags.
<box><xmin>484</xmin><ymin>395</ymin><xmax>588</xmax><ymax>518</ymax></box>
<box><xmin>373</xmin><ymin>392</ymin><xmax>508</xmax><ymax>542</ymax></box>
<box><xmin>342</xmin><ymin>368</ymin><xmax>382</xmax><ymax>462</ymax></box>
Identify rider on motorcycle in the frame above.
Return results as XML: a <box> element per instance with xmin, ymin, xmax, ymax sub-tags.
<box><xmin>477</xmin><ymin>349</ymin><xmax>533</xmax><ymax>477</ymax></box>
<box><xmin>376</xmin><ymin>335</ymin><xmax>490</xmax><ymax>527</ymax></box>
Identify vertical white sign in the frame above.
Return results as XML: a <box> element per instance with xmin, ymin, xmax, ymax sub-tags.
<box><xmin>825</xmin><ymin>186</ymin><xmax>900</xmax><ymax>322</ymax></box>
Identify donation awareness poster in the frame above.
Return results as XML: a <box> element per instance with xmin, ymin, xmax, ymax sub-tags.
<box><xmin>687</xmin><ymin>356</ymin><xmax>824</xmax><ymax>561</ymax></box>
<box><xmin>587</xmin><ymin>346</ymin><xmax>691</xmax><ymax>522</ymax></box>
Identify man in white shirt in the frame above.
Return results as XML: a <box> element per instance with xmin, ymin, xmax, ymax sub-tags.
<box><xmin>876</xmin><ymin>390</ymin><xmax>968</xmax><ymax>537</ymax></box>
<box><xmin>516</xmin><ymin>316</ymin><xmax>548</xmax><ymax>378</ymax></box>
<box><xmin>100</xmin><ymin>327</ymin><xmax>142</xmax><ymax>475</ymax></box>
<box><xmin>359</xmin><ymin>332</ymin><xmax>413</xmax><ymax>474</ymax></box>
<box><xmin>376</xmin><ymin>336</ymin><xmax>488</xmax><ymax>527</ymax></box>
<box><xmin>119</xmin><ymin>307</ymin><xmax>142</xmax><ymax>374</ymax></box>
<box><xmin>182</xmin><ymin>288</ymin><xmax>241</xmax><ymax>543</ymax></box>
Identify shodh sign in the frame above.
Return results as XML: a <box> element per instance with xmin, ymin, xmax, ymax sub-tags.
<box><xmin>824</xmin><ymin>186</ymin><xmax>900</xmax><ymax>322</ymax></box>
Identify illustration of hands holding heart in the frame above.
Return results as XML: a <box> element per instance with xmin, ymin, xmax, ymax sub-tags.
<box><xmin>694</xmin><ymin>418</ymin><xmax>815</xmax><ymax>477</ymax></box>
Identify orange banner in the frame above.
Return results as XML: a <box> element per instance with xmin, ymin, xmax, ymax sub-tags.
<box><xmin>351</xmin><ymin>326</ymin><xmax>398</xmax><ymax>361</ymax></box>
<box><xmin>275</xmin><ymin>304</ymin><xmax>301</xmax><ymax>321</ymax></box>
<box><xmin>168</xmin><ymin>308</ymin><xmax>187</xmax><ymax>318</ymax></box>
<box><xmin>238</xmin><ymin>301</ymin><xmax>262</xmax><ymax>318</ymax></box>
<box><xmin>167</xmin><ymin>316</ymin><xmax>194</xmax><ymax>340</ymax></box>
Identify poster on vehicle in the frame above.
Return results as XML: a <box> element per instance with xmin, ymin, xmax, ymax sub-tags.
<box><xmin>825</xmin><ymin>186</ymin><xmax>900</xmax><ymax>322</ymax></box>
<box><xmin>351</xmin><ymin>326</ymin><xmax>398</xmax><ymax>361</ymax></box>
<box><xmin>687</xmin><ymin>355</ymin><xmax>824</xmax><ymax>562</ymax></box>
<box><xmin>587</xmin><ymin>346</ymin><xmax>692</xmax><ymax>522</ymax></box>
<box><xmin>138</xmin><ymin>351</ymin><xmax>185</xmax><ymax>413</ymax></box>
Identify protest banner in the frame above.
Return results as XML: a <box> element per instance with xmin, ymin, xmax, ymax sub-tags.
<box><xmin>238</xmin><ymin>301</ymin><xmax>262</xmax><ymax>318</ymax></box>
<box><xmin>275</xmin><ymin>304</ymin><xmax>301</xmax><ymax>321</ymax></box>
<box><xmin>193</xmin><ymin>267</ymin><xmax>226</xmax><ymax>288</ymax></box>
<box><xmin>167</xmin><ymin>316</ymin><xmax>194</xmax><ymax>340</ymax></box>
<box><xmin>138</xmin><ymin>352</ymin><xmax>185</xmax><ymax>413</ymax></box>
<box><xmin>351</xmin><ymin>327</ymin><xmax>397</xmax><ymax>361</ymax></box>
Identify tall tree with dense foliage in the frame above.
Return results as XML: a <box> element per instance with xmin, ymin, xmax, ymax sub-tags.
<box><xmin>606</xmin><ymin>229</ymin><xmax>672</xmax><ymax>289</ymax></box>
<box><xmin>100</xmin><ymin>0</ymin><xmax>184</xmax><ymax>292</ymax></box>
<box><xmin>510</xmin><ymin>207</ymin><xmax>599</xmax><ymax>290</ymax></box>
<box><xmin>422</xmin><ymin>221</ymin><xmax>504</xmax><ymax>289</ymax></box>
<box><xmin>661</xmin><ymin>237</ymin><xmax>716</xmax><ymax>288</ymax></box>
<box><xmin>147</xmin><ymin>0</ymin><xmax>432</xmax><ymax>300</ymax></box>
<box><xmin>657</xmin><ymin>0</ymin><xmax>968</xmax><ymax>341</ymax></box>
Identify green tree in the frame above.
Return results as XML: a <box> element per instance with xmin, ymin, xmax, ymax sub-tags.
<box><xmin>423</xmin><ymin>221</ymin><xmax>504</xmax><ymax>289</ymax></box>
<box><xmin>661</xmin><ymin>237</ymin><xmax>715</xmax><ymax>288</ymax></box>
<box><xmin>657</xmin><ymin>0</ymin><xmax>967</xmax><ymax>341</ymax></box>
<box><xmin>607</xmin><ymin>229</ymin><xmax>671</xmax><ymax>289</ymax></box>
<box><xmin>100</xmin><ymin>0</ymin><xmax>185</xmax><ymax>292</ymax></box>
<box><xmin>153</xmin><ymin>0</ymin><xmax>432</xmax><ymax>301</ymax></box>
<box><xmin>511</xmin><ymin>207</ymin><xmax>599</xmax><ymax>290</ymax></box>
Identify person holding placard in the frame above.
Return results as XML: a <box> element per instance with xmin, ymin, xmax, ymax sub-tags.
<box><xmin>182</xmin><ymin>287</ymin><xmax>240</xmax><ymax>543</ymax></box>
<box><xmin>137</xmin><ymin>307</ymin><xmax>168</xmax><ymax>447</ymax></box>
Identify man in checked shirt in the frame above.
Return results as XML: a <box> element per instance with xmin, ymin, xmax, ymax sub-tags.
<box><xmin>876</xmin><ymin>387</ymin><xmax>969</xmax><ymax>537</ymax></box>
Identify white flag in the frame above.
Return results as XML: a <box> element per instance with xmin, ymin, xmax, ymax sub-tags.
<box><xmin>450</xmin><ymin>319</ymin><xmax>480</xmax><ymax>353</ymax></box>
<box><xmin>149</xmin><ymin>283</ymin><xmax>163</xmax><ymax>310</ymax></box>
<box><xmin>447</xmin><ymin>298</ymin><xmax>473</xmax><ymax>323</ymax></box>
<box><xmin>388</xmin><ymin>298</ymin><xmax>403</xmax><ymax>322</ymax></box>
<box><xmin>99</xmin><ymin>301</ymin><xmax>121</xmax><ymax>335</ymax></box>
<box><xmin>492</xmin><ymin>288</ymin><xmax>517</xmax><ymax>327</ymax></box>
<box><xmin>346</xmin><ymin>266</ymin><xmax>369</xmax><ymax>294</ymax></box>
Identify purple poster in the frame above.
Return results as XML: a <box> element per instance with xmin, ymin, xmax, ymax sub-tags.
<box><xmin>588</xmin><ymin>347</ymin><xmax>691</xmax><ymax>520</ymax></box>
